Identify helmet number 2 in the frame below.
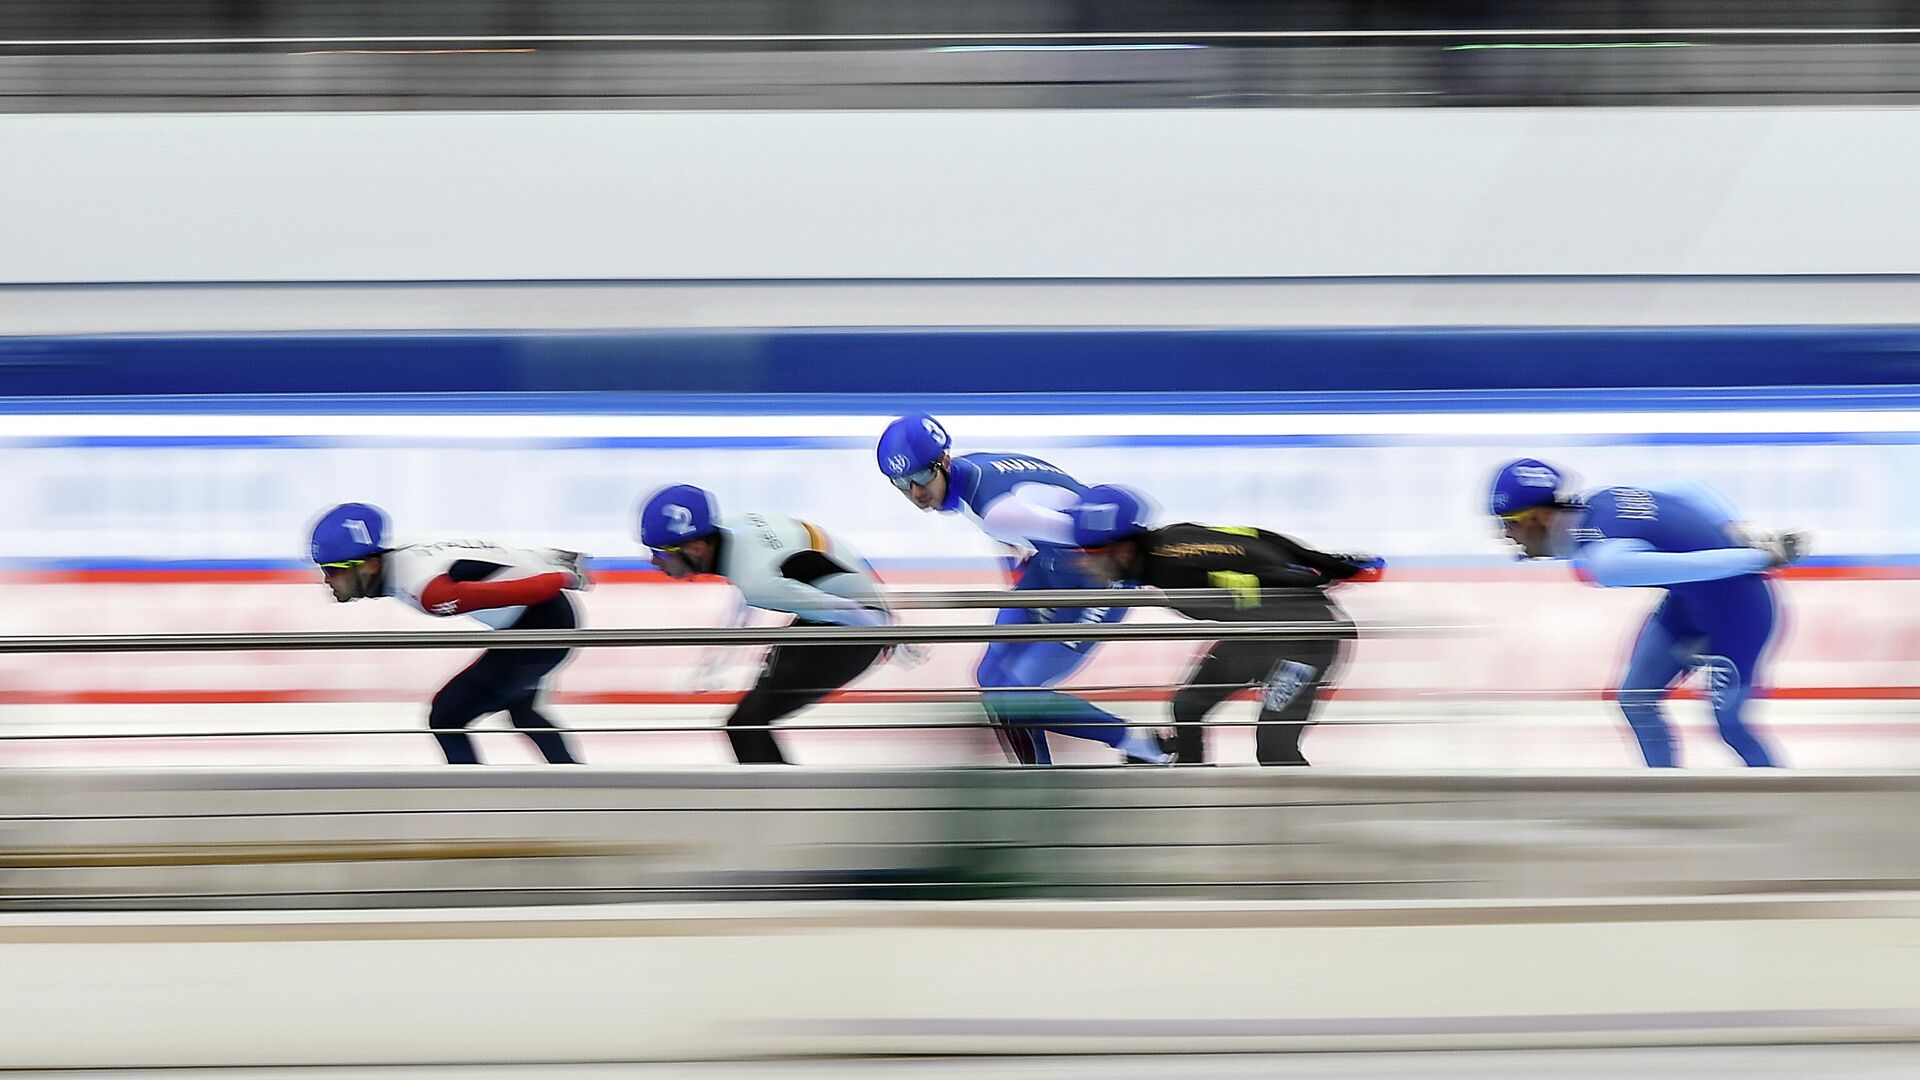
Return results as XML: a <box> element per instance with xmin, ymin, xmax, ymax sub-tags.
<box><xmin>664</xmin><ymin>504</ymin><xmax>695</xmax><ymax>535</ymax></box>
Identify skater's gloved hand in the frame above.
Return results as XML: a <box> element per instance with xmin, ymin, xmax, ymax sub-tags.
<box><xmin>1747</xmin><ymin>529</ymin><xmax>1810</xmax><ymax>569</ymax></box>
<box><xmin>1329</xmin><ymin>552</ymin><xmax>1386</xmax><ymax>583</ymax></box>
<box><xmin>884</xmin><ymin>642</ymin><xmax>931</xmax><ymax>669</ymax></box>
<box><xmin>550</xmin><ymin>549</ymin><xmax>592</xmax><ymax>591</ymax></box>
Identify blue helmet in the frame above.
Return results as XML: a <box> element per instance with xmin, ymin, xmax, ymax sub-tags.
<box><xmin>1488</xmin><ymin>458</ymin><xmax>1567</xmax><ymax>517</ymax></box>
<box><xmin>638</xmin><ymin>483</ymin><xmax>720</xmax><ymax>550</ymax></box>
<box><xmin>309</xmin><ymin>502</ymin><xmax>390</xmax><ymax>565</ymax></box>
<box><xmin>876</xmin><ymin>414</ymin><xmax>952</xmax><ymax>482</ymax></box>
<box><xmin>1069</xmin><ymin>485</ymin><xmax>1154</xmax><ymax>548</ymax></box>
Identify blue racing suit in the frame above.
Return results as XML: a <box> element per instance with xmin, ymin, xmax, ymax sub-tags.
<box><xmin>1565</xmin><ymin>483</ymin><xmax>1781</xmax><ymax>767</ymax></box>
<box><xmin>939</xmin><ymin>452</ymin><xmax>1151</xmax><ymax>764</ymax></box>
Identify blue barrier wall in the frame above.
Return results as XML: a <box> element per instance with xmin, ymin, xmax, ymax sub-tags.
<box><xmin>3</xmin><ymin>326</ymin><xmax>1919</xmax><ymax>400</ymax></box>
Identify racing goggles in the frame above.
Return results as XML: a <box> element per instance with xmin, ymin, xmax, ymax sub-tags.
<box><xmin>1498</xmin><ymin>503</ymin><xmax>1556</xmax><ymax>523</ymax></box>
<box><xmin>318</xmin><ymin>559</ymin><xmax>366</xmax><ymax>576</ymax></box>
<box><xmin>889</xmin><ymin>464</ymin><xmax>940</xmax><ymax>492</ymax></box>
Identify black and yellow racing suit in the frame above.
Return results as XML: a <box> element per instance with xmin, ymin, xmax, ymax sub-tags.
<box><xmin>1130</xmin><ymin>524</ymin><xmax>1371</xmax><ymax>765</ymax></box>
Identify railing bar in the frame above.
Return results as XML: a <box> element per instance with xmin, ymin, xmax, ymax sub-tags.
<box><xmin>0</xmin><ymin>801</ymin><xmax>1456</xmax><ymax>822</ymax></box>
<box><xmin>0</xmin><ymin>716</ymin><xmax>1512</xmax><ymax>739</ymax></box>
<box><xmin>0</xmin><ymin>680</ymin><xmax>1383</xmax><ymax>699</ymax></box>
<box><xmin>0</xmin><ymin>879</ymin><xmax>1462</xmax><ymax>903</ymax></box>
<box><xmin>6</xmin><ymin>29</ymin><xmax>1920</xmax><ymax>48</ymax></box>
<box><xmin>0</xmin><ymin>618</ymin><xmax>1420</xmax><ymax>654</ymax></box>
<box><xmin>881</xmin><ymin>587</ymin><xmax>1338</xmax><ymax>610</ymax></box>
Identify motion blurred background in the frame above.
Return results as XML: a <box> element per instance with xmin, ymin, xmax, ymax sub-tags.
<box><xmin>8</xmin><ymin>0</ymin><xmax>1920</xmax><ymax>109</ymax></box>
<box><xmin>1</xmin><ymin>0</ymin><xmax>1919</xmax><ymax>1072</ymax></box>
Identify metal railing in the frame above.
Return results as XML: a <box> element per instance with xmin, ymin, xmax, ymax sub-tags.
<box><xmin>4</xmin><ymin>768</ymin><xmax>1917</xmax><ymax>909</ymax></box>
<box><xmin>0</xmin><ymin>587</ymin><xmax>1389</xmax><ymax>654</ymax></box>
<box><xmin>0</xmin><ymin>622</ymin><xmax>1361</xmax><ymax>653</ymax></box>
<box><xmin>0</xmin><ymin>586</ymin><xmax>1402</xmax><ymax>741</ymax></box>
<box><xmin>6</xmin><ymin>24</ymin><xmax>1920</xmax><ymax>110</ymax></box>
<box><xmin>13</xmin><ymin>28</ymin><xmax>1920</xmax><ymax>46</ymax></box>
<box><xmin>0</xmin><ymin>582</ymin><xmax>1908</xmax><ymax>910</ymax></box>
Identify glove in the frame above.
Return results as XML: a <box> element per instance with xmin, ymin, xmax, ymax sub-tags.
<box><xmin>1328</xmin><ymin>553</ymin><xmax>1386</xmax><ymax>583</ymax></box>
<box><xmin>687</xmin><ymin>648</ymin><xmax>735</xmax><ymax>694</ymax></box>
<box><xmin>551</xmin><ymin>549</ymin><xmax>592</xmax><ymax>591</ymax></box>
<box><xmin>1748</xmin><ymin>529</ymin><xmax>1810</xmax><ymax>569</ymax></box>
<box><xmin>884</xmin><ymin>642</ymin><xmax>931</xmax><ymax>669</ymax></box>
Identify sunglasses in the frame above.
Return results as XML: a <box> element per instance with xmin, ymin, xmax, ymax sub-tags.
<box><xmin>319</xmin><ymin>559</ymin><xmax>366</xmax><ymax>572</ymax></box>
<box><xmin>889</xmin><ymin>464</ymin><xmax>940</xmax><ymax>492</ymax></box>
